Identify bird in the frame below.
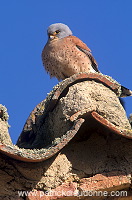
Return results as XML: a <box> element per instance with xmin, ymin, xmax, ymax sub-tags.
<box><xmin>42</xmin><ymin>23</ymin><xmax>100</xmax><ymax>81</ymax></box>
<box><xmin>41</xmin><ymin>23</ymin><xmax>132</xmax><ymax>99</ymax></box>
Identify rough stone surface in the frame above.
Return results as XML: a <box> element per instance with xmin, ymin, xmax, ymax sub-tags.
<box><xmin>17</xmin><ymin>73</ymin><xmax>132</xmax><ymax>150</ymax></box>
<box><xmin>0</xmin><ymin>73</ymin><xmax>132</xmax><ymax>199</ymax></box>
<box><xmin>0</xmin><ymin>119</ymin><xmax>12</xmax><ymax>145</ymax></box>
<box><xmin>55</xmin><ymin>81</ymin><xmax>130</xmax><ymax>128</ymax></box>
<box><xmin>0</xmin><ymin>131</ymin><xmax>132</xmax><ymax>199</ymax></box>
<box><xmin>0</xmin><ymin>105</ymin><xmax>12</xmax><ymax>145</ymax></box>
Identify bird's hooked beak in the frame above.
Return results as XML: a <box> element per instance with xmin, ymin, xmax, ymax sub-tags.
<box><xmin>48</xmin><ymin>32</ymin><xmax>58</xmax><ymax>40</ymax></box>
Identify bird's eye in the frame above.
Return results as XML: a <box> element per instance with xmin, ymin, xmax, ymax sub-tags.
<box><xmin>55</xmin><ymin>30</ymin><xmax>60</xmax><ymax>34</ymax></box>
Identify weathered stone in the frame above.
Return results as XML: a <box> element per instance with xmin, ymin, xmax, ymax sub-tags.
<box><xmin>0</xmin><ymin>73</ymin><xmax>132</xmax><ymax>199</ymax></box>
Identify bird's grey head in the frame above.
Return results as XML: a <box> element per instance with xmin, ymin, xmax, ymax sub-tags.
<box><xmin>47</xmin><ymin>23</ymin><xmax>72</xmax><ymax>40</ymax></box>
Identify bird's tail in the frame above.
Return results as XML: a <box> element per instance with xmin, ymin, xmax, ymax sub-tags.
<box><xmin>120</xmin><ymin>86</ymin><xmax>132</xmax><ymax>97</ymax></box>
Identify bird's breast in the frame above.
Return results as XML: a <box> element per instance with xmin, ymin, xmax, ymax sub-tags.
<box><xmin>42</xmin><ymin>39</ymin><xmax>93</xmax><ymax>80</ymax></box>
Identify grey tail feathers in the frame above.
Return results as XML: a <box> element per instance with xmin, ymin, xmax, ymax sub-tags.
<box><xmin>120</xmin><ymin>86</ymin><xmax>132</xmax><ymax>97</ymax></box>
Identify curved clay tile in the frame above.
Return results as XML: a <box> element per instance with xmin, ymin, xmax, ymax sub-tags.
<box><xmin>0</xmin><ymin>73</ymin><xmax>132</xmax><ymax>162</ymax></box>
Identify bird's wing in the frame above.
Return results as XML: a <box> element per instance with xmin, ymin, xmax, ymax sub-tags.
<box><xmin>68</xmin><ymin>36</ymin><xmax>99</xmax><ymax>72</ymax></box>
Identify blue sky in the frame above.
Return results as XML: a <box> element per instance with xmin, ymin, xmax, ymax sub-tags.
<box><xmin>0</xmin><ymin>0</ymin><xmax>132</xmax><ymax>144</ymax></box>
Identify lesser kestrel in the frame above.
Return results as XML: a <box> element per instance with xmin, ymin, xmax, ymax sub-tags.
<box><xmin>42</xmin><ymin>23</ymin><xmax>99</xmax><ymax>81</ymax></box>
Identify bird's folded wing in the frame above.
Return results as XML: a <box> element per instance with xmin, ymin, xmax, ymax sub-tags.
<box><xmin>68</xmin><ymin>36</ymin><xmax>99</xmax><ymax>72</ymax></box>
